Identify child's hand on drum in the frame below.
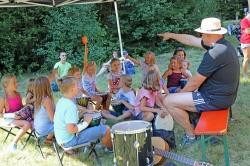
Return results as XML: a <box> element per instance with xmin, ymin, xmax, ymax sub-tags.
<box><xmin>84</xmin><ymin>114</ymin><xmax>93</xmax><ymax>124</ymax></box>
<box><xmin>160</xmin><ymin>111</ymin><xmax>169</xmax><ymax>118</ymax></box>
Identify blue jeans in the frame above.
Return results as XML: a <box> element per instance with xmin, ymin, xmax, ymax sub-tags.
<box><xmin>62</xmin><ymin>125</ymin><xmax>106</xmax><ymax>148</ymax></box>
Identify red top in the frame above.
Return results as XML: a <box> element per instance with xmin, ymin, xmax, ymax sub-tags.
<box><xmin>240</xmin><ymin>17</ymin><xmax>250</xmax><ymax>44</ymax></box>
<box><xmin>167</xmin><ymin>72</ymin><xmax>182</xmax><ymax>88</ymax></box>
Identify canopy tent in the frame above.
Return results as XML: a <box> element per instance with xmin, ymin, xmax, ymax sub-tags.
<box><xmin>0</xmin><ymin>0</ymin><xmax>120</xmax><ymax>7</ymax></box>
<box><xmin>0</xmin><ymin>0</ymin><xmax>124</xmax><ymax>59</ymax></box>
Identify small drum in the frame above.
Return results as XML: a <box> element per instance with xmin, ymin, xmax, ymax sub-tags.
<box><xmin>111</xmin><ymin>120</ymin><xmax>153</xmax><ymax>166</ymax></box>
<box><xmin>111</xmin><ymin>100</ymin><xmax>126</xmax><ymax>116</ymax></box>
<box><xmin>154</xmin><ymin>114</ymin><xmax>174</xmax><ymax>131</ymax></box>
<box><xmin>76</xmin><ymin>97</ymin><xmax>90</xmax><ymax>107</ymax></box>
<box><xmin>88</xmin><ymin>112</ymin><xmax>102</xmax><ymax>128</ymax></box>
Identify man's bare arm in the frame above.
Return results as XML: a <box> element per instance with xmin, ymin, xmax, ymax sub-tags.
<box><xmin>158</xmin><ymin>32</ymin><xmax>203</xmax><ymax>49</ymax></box>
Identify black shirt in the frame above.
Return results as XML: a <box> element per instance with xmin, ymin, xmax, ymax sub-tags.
<box><xmin>197</xmin><ymin>38</ymin><xmax>240</xmax><ymax>108</ymax></box>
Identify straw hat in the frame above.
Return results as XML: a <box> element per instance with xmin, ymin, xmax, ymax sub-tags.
<box><xmin>195</xmin><ymin>17</ymin><xmax>227</xmax><ymax>34</ymax></box>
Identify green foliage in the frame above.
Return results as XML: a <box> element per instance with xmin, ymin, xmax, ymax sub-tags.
<box><xmin>0</xmin><ymin>1</ymin><xmax>245</xmax><ymax>74</ymax></box>
<box><xmin>37</xmin><ymin>5</ymin><xmax>114</xmax><ymax>70</ymax></box>
<box><xmin>98</xmin><ymin>0</ymin><xmax>219</xmax><ymax>55</ymax></box>
<box><xmin>0</xmin><ymin>7</ymin><xmax>48</xmax><ymax>74</ymax></box>
<box><xmin>216</xmin><ymin>0</ymin><xmax>245</xmax><ymax>20</ymax></box>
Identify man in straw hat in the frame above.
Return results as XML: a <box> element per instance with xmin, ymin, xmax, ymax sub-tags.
<box><xmin>158</xmin><ymin>17</ymin><xmax>240</xmax><ymax>145</ymax></box>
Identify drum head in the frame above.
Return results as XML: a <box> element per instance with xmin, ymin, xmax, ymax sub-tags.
<box><xmin>112</xmin><ymin>120</ymin><xmax>151</xmax><ymax>134</ymax></box>
<box><xmin>155</xmin><ymin>114</ymin><xmax>174</xmax><ymax>131</ymax></box>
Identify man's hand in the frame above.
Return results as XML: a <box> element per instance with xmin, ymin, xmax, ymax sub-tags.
<box><xmin>157</xmin><ymin>32</ymin><xmax>172</xmax><ymax>41</ymax></box>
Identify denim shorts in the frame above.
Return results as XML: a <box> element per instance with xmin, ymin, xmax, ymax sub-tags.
<box><xmin>168</xmin><ymin>87</ymin><xmax>180</xmax><ymax>93</ymax></box>
<box><xmin>192</xmin><ymin>91</ymin><xmax>220</xmax><ymax>112</ymax></box>
<box><xmin>132</xmin><ymin>112</ymin><xmax>144</xmax><ymax>120</ymax></box>
<box><xmin>62</xmin><ymin>124</ymin><xmax>106</xmax><ymax>148</ymax></box>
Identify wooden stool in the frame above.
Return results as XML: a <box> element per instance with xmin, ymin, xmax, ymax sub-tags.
<box><xmin>194</xmin><ymin>109</ymin><xmax>230</xmax><ymax>166</ymax></box>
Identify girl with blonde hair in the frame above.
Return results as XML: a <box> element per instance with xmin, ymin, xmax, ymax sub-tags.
<box><xmin>0</xmin><ymin>74</ymin><xmax>31</xmax><ymax>151</ymax></box>
<box><xmin>54</xmin><ymin>76</ymin><xmax>112</xmax><ymax>150</ymax></box>
<box><xmin>33</xmin><ymin>76</ymin><xmax>55</xmax><ymax>143</ymax></box>
<box><xmin>126</xmin><ymin>51</ymin><xmax>161</xmax><ymax>84</ymax></box>
<box><xmin>133</xmin><ymin>70</ymin><xmax>168</xmax><ymax>122</ymax></box>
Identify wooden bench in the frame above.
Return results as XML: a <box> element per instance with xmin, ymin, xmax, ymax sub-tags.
<box><xmin>194</xmin><ymin>109</ymin><xmax>230</xmax><ymax>166</ymax></box>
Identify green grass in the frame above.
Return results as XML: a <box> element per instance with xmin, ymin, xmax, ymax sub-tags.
<box><xmin>0</xmin><ymin>45</ymin><xmax>250</xmax><ymax>166</ymax></box>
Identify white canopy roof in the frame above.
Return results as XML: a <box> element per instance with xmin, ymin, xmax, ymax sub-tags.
<box><xmin>0</xmin><ymin>0</ymin><xmax>120</xmax><ymax>7</ymax></box>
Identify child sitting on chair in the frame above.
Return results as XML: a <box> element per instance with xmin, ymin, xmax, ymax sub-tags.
<box><xmin>133</xmin><ymin>70</ymin><xmax>168</xmax><ymax>122</ymax></box>
<box><xmin>33</xmin><ymin>76</ymin><xmax>55</xmax><ymax>144</ymax></box>
<box><xmin>0</xmin><ymin>74</ymin><xmax>32</xmax><ymax>152</ymax></box>
<box><xmin>25</xmin><ymin>78</ymin><xmax>35</xmax><ymax>105</ymax></box>
<box><xmin>68</xmin><ymin>66</ymin><xmax>94</xmax><ymax>115</ymax></box>
<box><xmin>54</xmin><ymin>76</ymin><xmax>112</xmax><ymax>150</ymax></box>
<box><xmin>111</xmin><ymin>74</ymin><xmax>136</xmax><ymax>120</ymax></box>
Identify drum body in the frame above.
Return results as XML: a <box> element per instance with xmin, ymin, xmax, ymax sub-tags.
<box><xmin>111</xmin><ymin>120</ymin><xmax>153</xmax><ymax>166</ymax></box>
<box><xmin>89</xmin><ymin>112</ymin><xmax>102</xmax><ymax>127</ymax></box>
<box><xmin>76</xmin><ymin>97</ymin><xmax>90</xmax><ymax>107</ymax></box>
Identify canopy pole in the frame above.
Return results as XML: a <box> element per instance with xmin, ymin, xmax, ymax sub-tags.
<box><xmin>114</xmin><ymin>0</ymin><xmax>126</xmax><ymax>74</ymax></box>
<box><xmin>114</xmin><ymin>1</ymin><xmax>123</xmax><ymax>57</ymax></box>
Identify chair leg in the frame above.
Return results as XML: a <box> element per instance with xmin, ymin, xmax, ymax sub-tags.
<box><xmin>37</xmin><ymin>139</ymin><xmax>46</xmax><ymax>159</ymax></box>
<box><xmin>22</xmin><ymin>130</ymin><xmax>34</xmax><ymax>149</ymax></box>
<box><xmin>87</xmin><ymin>143</ymin><xmax>102</xmax><ymax>166</ymax></box>
<box><xmin>200</xmin><ymin>135</ymin><xmax>207</xmax><ymax>162</ymax></box>
<box><xmin>229</xmin><ymin>107</ymin><xmax>234</xmax><ymax>122</ymax></box>
<box><xmin>53</xmin><ymin>141</ymin><xmax>64</xmax><ymax>166</ymax></box>
<box><xmin>93</xmin><ymin>149</ymin><xmax>102</xmax><ymax>166</ymax></box>
<box><xmin>223</xmin><ymin>135</ymin><xmax>230</xmax><ymax>166</ymax></box>
<box><xmin>87</xmin><ymin>143</ymin><xmax>96</xmax><ymax>159</ymax></box>
<box><xmin>3</xmin><ymin>128</ymin><xmax>13</xmax><ymax>143</ymax></box>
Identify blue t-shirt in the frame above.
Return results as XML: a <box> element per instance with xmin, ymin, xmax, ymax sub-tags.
<box><xmin>54</xmin><ymin>97</ymin><xmax>78</xmax><ymax>144</ymax></box>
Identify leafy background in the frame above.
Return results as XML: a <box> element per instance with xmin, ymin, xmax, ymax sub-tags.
<box><xmin>0</xmin><ymin>0</ymin><xmax>246</xmax><ymax>76</ymax></box>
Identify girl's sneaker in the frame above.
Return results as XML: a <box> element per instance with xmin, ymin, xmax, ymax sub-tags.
<box><xmin>8</xmin><ymin>143</ymin><xmax>17</xmax><ymax>152</ymax></box>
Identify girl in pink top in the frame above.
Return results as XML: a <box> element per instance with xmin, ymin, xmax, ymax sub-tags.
<box><xmin>0</xmin><ymin>74</ymin><xmax>31</xmax><ymax>152</ymax></box>
<box><xmin>133</xmin><ymin>70</ymin><xmax>168</xmax><ymax>122</ymax></box>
